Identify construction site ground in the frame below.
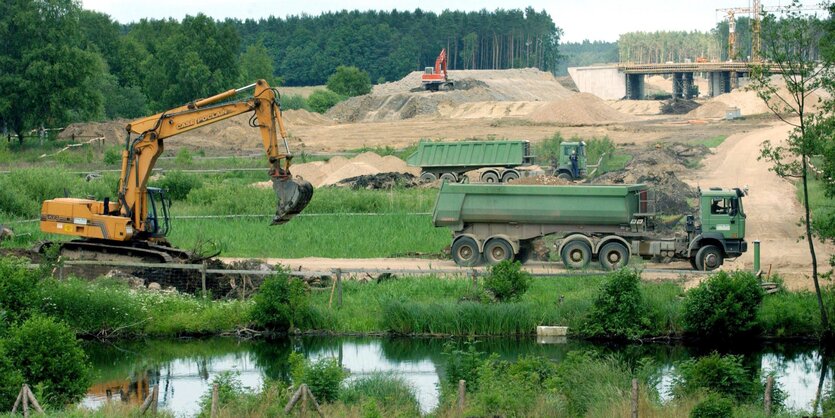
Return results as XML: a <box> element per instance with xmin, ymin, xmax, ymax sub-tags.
<box><xmin>56</xmin><ymin>69</ymin><xmax>832</xmax><ymax>290</ymax></box>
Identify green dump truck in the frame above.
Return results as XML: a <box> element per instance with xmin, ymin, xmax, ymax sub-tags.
<box><xmin>406</xmin><ymin>140</ymin><xmax>589</xmax><ymax>183</ymax></box>
<box><xmin>433</xmin><ymin>183</ymin><xmax>748</xmax><ymax>271</ymax></box>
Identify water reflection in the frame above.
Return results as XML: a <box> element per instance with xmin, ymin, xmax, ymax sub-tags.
<box><xmin>83</xmin><ymin>337</ymin><xmax>833</xmax><ymax>416</ymax></box>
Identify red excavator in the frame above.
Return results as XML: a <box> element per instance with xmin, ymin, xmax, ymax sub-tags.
<box><xmin>421</xmin><ymin>49</ymin><xmax>454</xmax><ymax>91</ymax></box>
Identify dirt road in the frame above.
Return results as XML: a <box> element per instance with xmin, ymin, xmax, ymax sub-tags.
<box><xmin>684</xmin><ymin>121</ymin><xmax>833</xmax><ymax>289</ymax></box>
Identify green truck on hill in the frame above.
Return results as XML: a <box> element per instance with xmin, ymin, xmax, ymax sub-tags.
<box><xmin>432</xmin><ymin>183</ymin><xmax>748</xmax><ymax>271</ymax></box>
<box><xmin>406</xmin><ymin>140</ymin><xmax>587</xmax><ymax>183</ymax></box>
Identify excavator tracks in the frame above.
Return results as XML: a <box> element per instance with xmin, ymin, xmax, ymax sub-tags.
<box><xmin>37</xmin><ymin>240</ymin><xmax>196</xmax><ymax>264</ymax></box>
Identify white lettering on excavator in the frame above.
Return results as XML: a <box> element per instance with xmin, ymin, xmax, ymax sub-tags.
<box><xmin>175</xmin><ymin>109</ymin><xmax>231</xmax><ymax>130</ymax></box>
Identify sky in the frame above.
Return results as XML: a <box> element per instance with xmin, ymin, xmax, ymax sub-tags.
<box><xmin>80</xmin><ymin>0</ymin><xmax>820</xmax><ymax>43</ymax></box>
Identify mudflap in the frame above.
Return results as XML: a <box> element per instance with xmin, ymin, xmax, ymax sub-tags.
<box><xmin>272</xmin><ymin>177</ymin><xmax>314</xmax><ymax>225</ymax></box>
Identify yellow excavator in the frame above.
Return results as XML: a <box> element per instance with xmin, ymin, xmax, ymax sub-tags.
<box><xmin>38</xmin><ymin>80</ymin><xmax>313</xmax><ymax>262</ymax></box>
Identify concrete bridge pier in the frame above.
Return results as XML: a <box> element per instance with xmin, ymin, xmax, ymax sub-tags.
<box><xmin>672</xmin><ymin>73</ymin><xmax>683</xmax><ymax>99</ymax></box>
<box><xmin>683</xmin><ymin>72</ymin><xmax>694</xmax><ymax>99</ymax></box>
<box><xmin>626</xmin><ymin>74</ymin><xmax>645</xmax><ymax>99</ymax></box>
<box><xmin>709</xmin><ymin>72</ymin><xmax>732</xmax><ymax>97</ymax></box>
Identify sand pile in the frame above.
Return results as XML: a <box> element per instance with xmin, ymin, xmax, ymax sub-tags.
<box><xmin>58</xmin><ymin>109</ymin><xmax>335</xmax><ymax>151</ymax></box>
<box><xmin>645</xmin><ymin>75</ymin><xmax>673</xmax><ymax>93</ymax></box>
<box><xmin>527</xmin><ymin>93</ymin><xmax>636</xmax><ymax>125</ymax></box>
<box><xmin>329</xmin><ymin>68</ymin><xmax>574</xmax><ymax>123</ymax></box>
<box><xmin>254</xmin><ymin>152</ymin><xmax>420</xmax><ymax>188</ymax></box>
<box><xmin>608</xmin><ymin>100</ymin><xmax>663</xmax><ymax>116</ymax></box>
<box><xmin>59</xmin><ymin>120</ymin><xmax>128</xmax><ymax>145</ymax></box>
<box><xmin>686</xmin><ymin>101</ymin><xmax>731</xmax><ymax>119</ymax></box>
<box><xmin>699</xmin><ymin>78</ymin><xmax>822</xmax><ymax>117</ymax></box>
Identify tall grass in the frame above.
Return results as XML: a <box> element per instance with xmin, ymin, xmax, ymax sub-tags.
<box><xmin>382</xmin><ymin>300</ymin><xmax>536</xmax><ymax>335</ymax></box>
<box><xmin>797</xmin><ymin>177</ymin><xmax>835</xmax><ymax>239</ymax></box>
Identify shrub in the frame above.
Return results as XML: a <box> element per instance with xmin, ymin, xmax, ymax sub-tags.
<box><xmin>198</xmin><ymin>371</ymin><xmax>244</xmax><ymax>417</ymax></box>
<box><xmin>307</xmin><ymin>89</ymin><xmax>345</xmax><ymax>113</ymax></box>
<box><xmin>0</xmin><ymin>257</ymin><xmax>43</xmax><ymax>324</ymax></box>
<box><xmin>152</xmin><ymin>170</ymin><xmax>203</xmax><ymax>200</ymax></box>
<box><xmin>442</xmin><ymin>341</ymin><xmax>485</xmax><ymax>390</ymax></box>
<box><xmin>580</xmin><ymin>269</ymin><xmax>651</xmax><ymax>339</ymax></box>
<box><xmin>0</xmin><ymin>343</ymin><xmax>24</xmax><ymax>411</ymax></box>
<box><xmin>36</xmin><ymin>278</ymin><xmax>144</xmax><ymax>337</ymax></box>
<box><xmin>673</xmin><ymin>353</ymin><xmax>754</xmax><ymax>403</ymax></box>
<box><xmin>103</xmin><ymin>146</ymin><xmax>122</xmax><ymax>165</ymax></box>
<box><xmin>483</xmin><ymin>260</ymin><xmax>531</xmax><ymax>302</ymax></box>
<box><xmin>339</xmin><ymin>374</ymin><xmax>420</xmax><ymax>416</ymax></box>
<box><xmin>250</xmin><ymin>273</ymin><xmax>309</xmax><ymax>332</ymax></box>
<box><xmin>326</xmin><ymin>65</ymin><xmax>372</xmax><ymax>97</ymax></box>
<box><xmin>690</xmin><ymin>393</ymin><xmax>734</xmax><ymax>418</ymax></box>
<box><xmin>6</xmin><ymin>315</ymin><xmax>91</xmax><ymax>406</ymax></box>
<box><xmin>289</xmin><ymin>352</ymin><xmax>347</xmax><ymax>403</ymax></box>
<box><xmin>174</xmin><ymin>148</ymin><xmax>193</xmax><ymax>166</ymax></box>
<box><xmin>281</xmin><ymin>94</ymin><xmax>309</xmax><ymax>111</ymax></box>
<box><xmin>682</xmin><ymin>271</ymin><xmax>763</xmax><ymax>338</ymax></box>
<box><xmin>465</xmin><ymin>354</ymin><xmax>560</xmax><ymax>417</ymax></box>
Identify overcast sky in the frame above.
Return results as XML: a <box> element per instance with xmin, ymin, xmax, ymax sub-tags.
<box><xmin>80</xmin><ymin>0</ymin><xmax>821</xmax><ymax>43</ymax></box>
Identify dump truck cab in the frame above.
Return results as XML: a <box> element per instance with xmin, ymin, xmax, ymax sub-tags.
<box><xmin>686</xmin><ymin>187</ymin><xmax>748</xmax><ymax>270</ymax></box>
<box><xmin>554</xmin><ymin>141</ymin><xmax>587</xmax><ymax>180</ymax></box>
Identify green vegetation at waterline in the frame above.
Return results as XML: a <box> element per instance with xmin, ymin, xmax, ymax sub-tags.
<box><xmin>2</xmin><ymin>257</ymin><xmax>834</xmax><ymax>339</ymax></box>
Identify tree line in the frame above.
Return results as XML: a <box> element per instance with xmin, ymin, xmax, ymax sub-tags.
<box><xmin>0</xmin><ymin>1</ymin><xmax>562</xmax><ymax>141</ymax></box>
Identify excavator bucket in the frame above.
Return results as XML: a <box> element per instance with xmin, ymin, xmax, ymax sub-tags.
<box><xmin>272</xmin><ymin>177</ymin><xmax>314</xmax><ymax>225</ymax></box>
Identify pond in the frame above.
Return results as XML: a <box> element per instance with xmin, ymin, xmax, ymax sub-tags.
<box><xmin>82</xmin><ymin>336</ymin><xmax>833</xmax><ymax>417</ymax></box>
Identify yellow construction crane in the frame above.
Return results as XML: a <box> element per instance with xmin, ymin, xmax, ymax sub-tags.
<box><xmin>717</xmin><ymin>1</ymin><xmax>822</xmax><ymax>62</ymax></box>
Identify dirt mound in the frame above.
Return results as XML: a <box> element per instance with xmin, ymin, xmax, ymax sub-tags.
<box><xmin>686</xmin><ymin>101</ymin><xmax>731</xmax><ymax>119</ymax></box>
<box><xmin>645</xmin><ymin>75</ymin><xmax>673</xmax><ymax>93</ymax></box>
<box><xmin>608</xmin><ymin>100</ymin><xmax>662</xmax><ymax>116</ymax></box>
<box><xmin>527</xmin><ymin>93</ymin><xmax>636</xmax><ymax>125</ymax></box>
<box><xmin>708</xmin><ymin>78</ymin><xmax>822</xmax><ymax>116</ymax></box>
<box><xmin>254</xmin><ymin>152</ymin><xmax>419</xmax><ymax>188</ymax></box>
<box><xmin>59</xmin><ymin>120</ymin><xmax>128</xmax><ymax>145</ymax></box>
<box><xmin>337</xmin><ymin>172</ymin><xmax>421</xmax><ymax>189</ymax></box>
<box><xmin>592</xmin><ymin>143</ymin><xmax>709</xmax><ymax>214</ymax></box>
<box><xmin>507</xmin><ymin>175</ymin><xmax>572</xmax><ymax>185</ymax></box>
<box><xmin>437</xmin><ymin>101</ymin><xmax>548</xmax><ymax>119</ymax></box>
<box><xmin>282</xmin><ymin>109</ymin><xmax>335</xmax><ymax>126</ymax></box>
<box><xmin>330</xmin><ymin>68</ymin><xmax>574</xmax><ymax>122</ymax></box>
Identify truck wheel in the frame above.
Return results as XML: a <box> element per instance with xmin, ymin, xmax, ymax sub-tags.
<box><xmin>452</xmin><ymin>237</ymin><xmax>481</xmax><ymax>267</ymax></box>
<box><xmin>481</xmin><ymin>171</ymin><xmax>499</xmax><ymax>183</ymax></box>
<box><xmin>484</xmin><ymin>238</ymin><xmax>514</xmax><ymax>264</ymax></box>
<box><xmin>598</xmin><ymin>242</ymin><xmax>630</xmax><ymax>270</ymax></box>
<box><xmin>502</xmin><ymin>171</ymin><xmax>519</xmax><ymax>183</ymax></box>
<box><xmin>420</xmin><ymin>172</ymin><xmax>437</xmax><ymax>182</ymax></box>
<box><xmin>556</xmin><ymin>172</ymin><xmax>572</xmax><ymax>181</ymax></box>
<box><xmin>695</xmin><ymin>245</ymin><xmax>724</xmax><ymax>271</ymax></box>
<box><xmin>689</xmin><ymin>257</ymin><xmax>698</xmax><ymax>270</ymax></box>
<box><xmin>561</xmin><ymin>240</ymin><xmax>591</xmax><ymax>269</ymax></box>
<box><xmin>440</xmin><ymin>173</ymin><xmax>458</xmax><ymax>182</ymax></box>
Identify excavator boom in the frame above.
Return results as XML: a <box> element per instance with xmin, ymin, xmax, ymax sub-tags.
<box><xmin>39</xmin><ymin>79</ymin><xmax>313</xmax><ymax>261</ymax></box>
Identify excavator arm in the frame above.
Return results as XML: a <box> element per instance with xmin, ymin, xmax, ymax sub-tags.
<box><xmin>40</xmin><ymin>80</ymin><xmax>312</xmax><ymax>249</ymax></box>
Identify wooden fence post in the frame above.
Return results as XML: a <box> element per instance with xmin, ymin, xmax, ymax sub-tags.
<box><xmin>201</xmin><ymin>261</ymin><xmax>207</xmax><ymax>296</ymax></box>
<box><xmin>631</xmin><ymin>378</ymin><xmax>639</xmax><ymax>418</ymax></box>
<box><xmin>458</xmin><ymin>379</ymin><xmax>466</xmax><ymax>415</ymax></box>
<box><xmin>139</xmin><ymin>386</ymin><xmax>155</xmax><ymax>414</ymax></box>
<box><xmin>151</xmin><ymin>383</ymin><xmax>159</xmax><ymax>415</ymax></box>
<box><xmin>764</xmin><ymin>375</ymin><xmax>774</xmax><ymax>416</ymax></box>
<box><xmin>301</xmin><ymin>383</ymin><xmax>308</xmax><ymax>417</ymax></box>
<box><xmin>336</xmin><ymin>269</ymin><xmax>343</xmax><ymax>308</ymax></box>
<box><xmin>211</xmin><ymin>383</ymin><xmax>219</xmax><ymax>418</ymax></box>
<box><xmin>283</xmin><ymin>384</ymin><xmax>324</xmax><ymax>418</ymax></box>
<box><xmin>25</xmin><ymin>385</ymin><xmax>43</xmax><ymax>414</ymax></box>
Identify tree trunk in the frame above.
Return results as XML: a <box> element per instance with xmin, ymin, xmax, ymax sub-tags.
<box><xmin>802</xmin><ymin>155</ymin><xmax>831</xmax><ymax>336</ymax></box>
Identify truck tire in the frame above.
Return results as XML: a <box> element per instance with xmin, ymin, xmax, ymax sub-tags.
<box><xmin>452</xmin><ymin>237</ymin><xmax>481</xmax><ymax>267</ymax></box>
<box><xmin>502</xmin><ymin>171</ymin><xmax>519</xmax><ymax>183</ymax></box>
<box><xmin>440</xmin><ymin>173</ymin><xmax>458</xmax><ymax>182</ymax></box>
<box><xmin>556</xmin><ymin>172</ymin><xmax>572</xmax><ymax>181</ymax></box>
<box><xmin>483</xmin><ymin>238</ymin><xmax>514</xmax><ymax>264</ymax></box>
<box><xmin>695</xmin><ymin>245</ymin><xmax>723</xmax><ymax>271</ymax></box>
<box><xmin>561</xmin><ymin>240</ymin><xmax>591</xmax><ymax>269</ymax></box>
<box><xmin>481</xmin><ymin>171</ymin><xmax>500</xmax><ymax>183</ymax></box>
<box><xmin>598</xmin><ymin>242</ymin><xmax>630</xmax><ymax>270</ymax></box>
<box><xmin>420</xmin><ymin>172</ymin><xmax>437</xmax><ymax>182</ymax></box>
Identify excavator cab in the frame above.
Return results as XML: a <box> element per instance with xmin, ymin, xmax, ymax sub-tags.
<box><xmin>144</xmin><ymin>187</ymin><xmax>171</xmax><ymax>237</ymax></box>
